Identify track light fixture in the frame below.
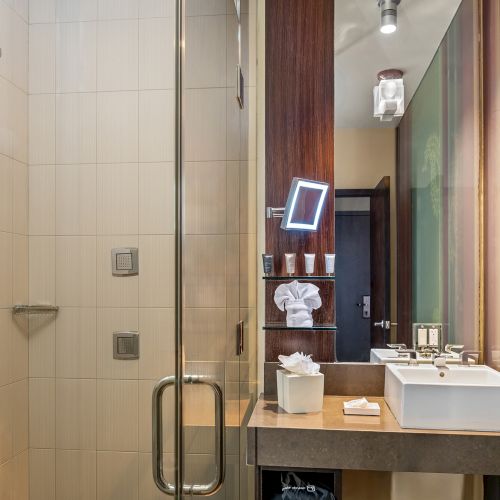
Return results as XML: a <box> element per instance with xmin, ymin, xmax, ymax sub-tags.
<box><xmin>378</xmin><ymin>0</ymin><xmax>401</xmax><ymax>34</ymax></box>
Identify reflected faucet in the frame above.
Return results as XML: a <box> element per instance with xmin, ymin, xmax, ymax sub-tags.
<box><xmin>397</xmin><ymin>349</ymin><xmax>418</xmax><ymax>365</ymax></box>
<box><xmin>460</xmin><ymin>351</ymin><xmax>480</xmax><ymax>366</ymax></box>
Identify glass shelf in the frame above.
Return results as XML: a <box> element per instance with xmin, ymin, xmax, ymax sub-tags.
<box><xmin>262</xmin><ymin>275</ymin><xmax>335</xmax><ymax>281</ymax></box>
<box><xmin>263</xmin><ymin>324</ymin><xmax>337</xmax><ymax>331</ymax></box>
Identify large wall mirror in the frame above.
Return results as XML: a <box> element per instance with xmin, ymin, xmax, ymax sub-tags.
<box><xmin>334</xmin><ymin>0</ymin><xmax>482</xmax><ymax>363</ymax></box>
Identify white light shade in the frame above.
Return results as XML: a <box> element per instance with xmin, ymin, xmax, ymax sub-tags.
<box><xmin>373</xmin><ymin>78</ymin><xmax>405</xmax><ymax>122</ymax></box>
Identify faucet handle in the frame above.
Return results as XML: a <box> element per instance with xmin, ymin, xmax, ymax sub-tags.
<box><xmin>445</xmin><ymin>344</ymin><xmax>464</xmax><ymax>355</ymax></box>
<box><xmin>460</xmin><ymin>350</ymin><xmax>480</xmax><ymax>366</ymax></box>
<box><xmin>387</xmin><ymin>343</ymin><xmax>406</xmax><ymax>350</ymax></box>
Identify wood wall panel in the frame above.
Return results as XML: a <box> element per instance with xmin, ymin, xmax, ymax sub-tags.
<box><xmin>265</xmin><ymin>0</ymin><xmax>335</xmax><ymax>361</ymax></box>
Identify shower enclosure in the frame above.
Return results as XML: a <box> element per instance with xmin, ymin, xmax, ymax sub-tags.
<box><xmin>0</xmin><ymin>0</ymin><xmax>257</xmax><ymax>498</ymax></box>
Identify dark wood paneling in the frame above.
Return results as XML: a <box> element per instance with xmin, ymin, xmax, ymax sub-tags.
<box><xmin>265</xmin><ymin>0</ymin><xmax>335</xmax><ymax>361</ymax></box>
<box><xmin>265</xmin><ymin>331</ymin><xmax>335</xmax><ymax>363</ymax></box>
<box><xmin>396</xmin><ymin>126</ymin><xmax>413</xmax><ymax>347</ymax></box>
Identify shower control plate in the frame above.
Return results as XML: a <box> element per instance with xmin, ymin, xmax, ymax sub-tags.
<box><xmin>113</xmin><ymin>331</ymin><xmax>139</xmax><ymax>360</ymax></box>
<box><xmin>112</xmin><ymin>247</ymin><xmax>138</xmax><ymax>276</ymax></box>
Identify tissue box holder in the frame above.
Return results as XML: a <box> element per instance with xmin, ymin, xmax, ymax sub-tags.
<box><xmin>277</xmin><ymin>369</ymin><xmax>324</xmax><ymax>413</ymax></box>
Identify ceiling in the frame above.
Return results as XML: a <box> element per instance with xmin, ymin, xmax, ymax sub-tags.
<box><xmin>334</xmin><ymin>0</ymin><xmax>463</xmax><ymax>128</ymax></box>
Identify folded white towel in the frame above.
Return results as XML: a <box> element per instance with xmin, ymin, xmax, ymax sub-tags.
<box><xmin>274</xmin><ymin>280</ymin><xmax>322</xmax><ymax>327</ymax></box>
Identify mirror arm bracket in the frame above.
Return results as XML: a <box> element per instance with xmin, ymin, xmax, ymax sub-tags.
<box><xmin>266</xmin><ymin>207</ymin><xmax>285</xmax><ymax>219</ymax></box>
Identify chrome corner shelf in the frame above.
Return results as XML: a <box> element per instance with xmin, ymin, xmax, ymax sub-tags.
<box><xmin>12</xmin><ymin>304</ymin><xmax>59</xmax><ymax>315</ymax></box>
<box><xmin>263</xmin><ymin>324</ymin><xmax>337</xmax><ymax>331</ymax></box>
<box><xmin>262</xmin><ymin>275</ymin><xmax>335</xmax><ymax>281</ymax></box>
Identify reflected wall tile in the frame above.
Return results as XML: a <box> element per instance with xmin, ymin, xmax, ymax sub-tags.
<box><xmin>226</xmin><ymin>161</ymin><xmax>239</xmax><ymax>234</ymax></box>
<box><xmin>29</xmin><ymin>449</ymin><xmax>55</xmax><ymax>500</ymax></box>
<box><xmin>56</xmin><ymin>236</ymin><xmax>97</xmax><ymax>307</ymax></box>
<box><xmin>184</xmin><ymin>308</ymin><xmax>226</xmax><ymax>361</ymax></box>
<box><xmin>184</xmin><ymin>162</ymin><xmax>226</xmax><ymax>235</ymax></box>
<box><xmin>97</xmin><ymin>163</ymin><xmax>138</xmax><ymax>235</ymax></box>
<box><xmin>226</xmin><ymin>87</ymin><xmax>241</xmax><ymax>161</ymax></box>
<box><xmin>11</xmin><ymin>88</ymin><xmax>28</xmax><ymax>164</ymax></box>
<box><xmin>96</xmin><ymin>236</ymin><xmax>139</xmax><ymax>307</ymax></box>
<box><xmin>29</xmin><ymin>0</ymin><xmax>56</xmax><ymax>23</ymax></box>
<box><xmin>184</xmin><ymin>88</ymin><xmax>226</xmax><ymax>162</ymax></box>
<box><xmin>11</xmin><ymin>7</ymin><xmax>28</xmax><ymax>92</ymax></box>
<box><xmin>29</xmin><ymin>94</ymin><xmax>55</xmax><ymax>165</ymax></box>
<box><xmin>240</xmin><ymin>85</ymin><xmax>256</xmax><ymax>161</ymax></box>
<box><xmin>56</xmin><ymin>21</ymin><xmax>97</xmax><ymax>93</ymax></box>
<box><xmin>183</xmin><ymin>235</ymin><xmax>226</xmax><ymax>308</ymax></box>
<box><xmin>0</xmin><ymin>155</ymin><xmax>12</xmax><ymax>233</ymax></box>
<box><xmin>139</xmin><ymin>0</ymin><xmax>175</xmax><ymax>18</ymax></box>
<box><xmin>138</xmin><ymin>90</ymin><xmax>174</xmax><ymax>162</ymax></box>
<box><xmin>56</xmin><ymin>92</ymin><xmax>97</xmax><ymax>164</ymax></box>
<box><xmin>137</xmin><ymin>308</ymin><xmax>175</xmax><ymax>380</ymax></box>
<box><xmin>56</xmin><ymin>0</ymin><xmax>98</xmax><ymax>22</ymax></box>
<box><xmin>185</xmin><ymin>15</ymin><xmax>227</xmax><ymax>89</ymax></box>
<box><xmin>97</xmin><ymin>20</ymin><xmax>138</xmax><ymax>91</ymax></box>
<box><xmin>56</xmin><ymin>307</ymin><xmax>97</xmax><ymax>379</ymax></box>
<box><xmin>138</xmin><ymin>162</ymin><xmax>175</xmax><ymax>235</ymax></box>
<box><xmin>97</xmin><ymin>451</ymin><xmax>138</xmax><ymax>500</ymax></box>
<box><xmin>11</xmin><ymin>380</ymin><xmax>28</xmax><ymax>454</ymax></box>
<box><xmin>29</xmin><ymin>236</ymin><xmax>55</xmax><ymax>306</ymax></box>
<box><xmin>226</xmin><ymin>12</ymin><xmax>238</xmax><ymax>88</ymax></box>
<box><xmin>11</xmin><ymin>316</ymin><xmax>28</xmax><ymax>381</ymax></box>
<box><xmin>29</xmin><ymin>23</ymin><xmax>55</xmax><ymax>94</ymax></box>
<box><xmin>138</xmin><ymin>18</ymin><xmax>174</xmax><ymax>90</ymax></box>
<box><xmin>186</xmin><ymin>0</ymin><xmax>227</xmax><ymax>16</ymax></box>
<box><xmin>138</xmin><ymin>235</ymin><xmax>174</xmax><ymax>307</ymax></box>
<box><xmin>12</xmin><ymin>234</ymin><xmax>28</xmax><ymax>305</ymax></box>
<box><xmin>97</xmin><ymin>91</ymin><xmax>138</xmax><ymax>163</ymax></box>
<box><xmin>56</xmin><ymin>450</ymin><xmax>96</xmax><ymax>500</ymax></box>
<box><xmin>55</xmin><ymin>378</ymin><xmax>97</xmax><ymax>450</ymax></box>
<box><xmin>29</xmin><ymin>165</ymin><xmax>55</xmax><ymax>236</ymax></box>
<box><xmin>97</xmin><ymin>380</ymin><xmax>138</xmax><ymax>451</ymax></box>
<box><xmin>29</xmin><ymin>378</ymin><xmax>55</xmax><ymax>448</ymax></box>
<box><xmin>11</xmin><ymin>450</ymin><xmax>28</xmax><ymax>500</ymax></box>
<box><xmin>226</xmin><ymin>234</ymin><xmax>239</xmax><ymax>308</ymax></box>
<box><xmin>97</xmin><ymin>308</ymin><xmax>139</xmax><ymax>380</ymax></box>
<box><xmin>56</xmin><ymin>164</ymin><xmax>97</xmax><ymax>236</ymax></box>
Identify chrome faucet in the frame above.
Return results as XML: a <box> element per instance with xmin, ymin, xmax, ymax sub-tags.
<box><xmin>460</xmin><ymin>350</ymin><xmax>480</xmax><ymax>366</ymax></box>
<box><xmin>397</xmin><ymin>349</ymin><xmax>418</xmax><ymax>365</ymax></box>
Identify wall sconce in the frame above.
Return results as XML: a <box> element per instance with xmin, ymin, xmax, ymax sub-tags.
<box><xmin>373</xmin><ymin>69</ymin><xmax>404</xmax><ymax>122</ymax></box>
<box><xmin>266</xmin><ymin>178</ymin><xmax>329</xmax><ymax>231</ymax></box>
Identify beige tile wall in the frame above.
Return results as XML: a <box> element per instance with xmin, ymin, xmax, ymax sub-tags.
<box><xmin>28</xmin><ymin>1</ymin><xmax>177</xmax><ymax>499</ymax></box>
<box><xmin>0</xmin><ymin>0</ymin><xmax>30</xmax><ymax>498</ymax></box>
<box><xmin>27</xmin><ymin>0</ymin><xmax>258</xmax><ymax>499</ymax></box>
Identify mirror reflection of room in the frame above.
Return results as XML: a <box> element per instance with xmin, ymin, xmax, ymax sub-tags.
<box><xmin>334</xmin><ymin>0</ymin><xmax>480</xmax><ymax>363</ymax></box>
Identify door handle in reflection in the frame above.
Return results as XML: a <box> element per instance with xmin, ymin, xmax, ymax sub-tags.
<box><xmin>373</xmin><ymin>320</ymin><xmax>398</xmax><ymax>330</ymax></box>
<box><xmin>236</xmin><ymin>320</ymin><xmax>244</xmax><ymax>356</ymax></box>
<box><xmin>152</xmin><ymin>375</ymin><xmax>225</xmax><ymax>496</ymax></box>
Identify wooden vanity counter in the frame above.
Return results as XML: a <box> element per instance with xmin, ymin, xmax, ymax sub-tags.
<box><xmin>247</xmin><ymin>395</ymin><xmax>500</xmax><ymax>475</ymax></box>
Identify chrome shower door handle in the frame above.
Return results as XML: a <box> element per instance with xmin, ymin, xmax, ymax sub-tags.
<box><xmin>184</xmin><ymin>375</ymin><xmax>225</xmax><ymax>496</ymax></box>
<box><xmin>152</xmin><ymin>376</ymin><xmax>176</xmax><ymax>496</ymax></box>
<box><xmin>152</xmin><ymin>375</ymin><xmax>225</xmax><ymax>497</ymax></box>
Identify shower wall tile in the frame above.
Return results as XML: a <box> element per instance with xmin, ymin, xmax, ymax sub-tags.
<box><xmin>29</xmin><ymin>449</ymin><xmax>55</xmax><ymax>500</ymax></box>
<box><xmin>29</xmin><ymin>378</ymin><xmax>55</xmax><ymax>448</ymax></box>
<box><xmin>55</xmin><ymin>92</ymin><xmax>97</xmax><ymax>164</ymax></box>
<box><xmin>55</xmin><ymin>0</ymin><xmax>97</xmax><ymax>22</ymax></box>
<box><xmin>186</xmin><ymin>0</ymin><xmax>227</xmax><ymax>17</ymax></box>
<box><xmin>98</xmin><ymin>0</ymin><xmax>138</xmax><ymax>20</ymax></box>
<box><xmin>55</xmin><ymin>307</ymin><xmax>97</xmax><ymax>378</ymax></box>
<box><xmin>55</xmin><ymin>164</ymin><xmax>97</xmax><ymax>236</ymax></box>
<box><xmin>97</xmin><ymin>163</ymin><xmax>139</xmax><ymax>235</ymax></box>
<box><xmin>138</xmin><ymin>162</ymin><xmax>175</xmax><ymax>235</ymax></box>
<box><xmin>29</xmin><ymin>165</ymin><xmax>55</xmax><ymax>236</ymax></box>
<box><xmin>13</xmin><ymin>234</ymin><xmax>29</xmax><ymax>304</ymax></box>
<box><xmin>11</xmin><ymin>316</ymin><xmax>29</xmax><ymax>381</ymax></box>
<box><xmin>0</xmin><ymin>232</ymin><xmax>13</xmax><ymax>307</ymax></box>
<box><xmin>138</xmin><ymin>18</ymin><xmax>174</xmax><ymax>89</ymax></box>
<box><xmin>29</xmin><ymin>23</ymin><xmax>55</xmax><ymax>94</ymax></box>
<box><xmin>56</xmin><ymin>21</ymin><xmax>97</xmax><ymax>92</ymax></box>
<box><xmin>97</xmin><ymin>380</ymin><xmax>139</xmax><ymax>451</ymax></box>
<box><xmin>12</xmin><ymin>161</ymin><xmax>28</xmax><ymax>234</ymax></box>
<box><xmin>28</xmin><ymin>236</ymin><xmax>55</xmax><ymax>305</ymax></box>
<box><xmin>139</xmin><ymin>0</ymin><xmax>174</xmax><ymax>19</ymax></box>
<box><xmin>29</xmin><ymin>0</ymin><xmax>56</xmax><ymax>23</ymax></box>
<box><xmin>97</xmin><ymin>20</ymin><xmax>138</xmax><ymax>91</ymax></box>
<box><xmin>29</xmin><ymin>94</ymin><xmax>55</xmax><ymax>165</ymax></box>
<box><xmin>96</xmin><ymin>451</ymin><xmax>138</xmax><ymax>500</ymax></box>
<box><xmin>138</xmin><ymin>90</ymin><xmax>174</xmax><ymax>162</ymax></box>
<box><xmin>97</xmin><ymin>91</ymin><xmax>138</xmax><ymax>163</ymax></box>
<box><xmin>55</xmin><ymin>450</ymin><xmax>96</xmax><ymax>500</ymax></box>
<box><xmin>0</xmin><ymin>310</ymin><xmax>12</xmax><ymax>387</ymax></box>
<box><xmin>185</xmin><ymin>15</ymin><xmax>227</xmax><ymax>88</ymax></box>
<box><xmin>0</xmin><ymin>155</ymin><xmax>12</xmax><ymax>233</ymax></box>
<box><xmin>28</xmin><ymin>319</ymin><xmax>55</xmax><ymax>378</ymax></box>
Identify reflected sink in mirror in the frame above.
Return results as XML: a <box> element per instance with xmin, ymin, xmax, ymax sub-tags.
<box><xmin>384</xmin><ymin>364</ymin><xmax>500</xmax><ymax>432</ymax></box>
<box><xmin>371</xmin><ymin>348</ymin><xmax>464</xmax><ymax>365</ymax></box>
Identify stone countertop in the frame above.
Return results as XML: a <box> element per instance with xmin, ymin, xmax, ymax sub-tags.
<box><xmin>247</xmin><ymin>395</ymin><xmax>500</xmax><ymax>475</ymax></box>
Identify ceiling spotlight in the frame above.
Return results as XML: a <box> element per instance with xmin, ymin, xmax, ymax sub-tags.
<box><xmin>373</xmin><ymin>69</ymin><xmax>404</xmax><ymax>122</ymax></box>
<box><xmin>378</xmin><ymin>0</ymin><xmax>401</xmax><ymax>34</ymax></box>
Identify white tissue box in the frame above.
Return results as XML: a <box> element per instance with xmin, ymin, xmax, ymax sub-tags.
<box><xmin>276</xmin><ymin>369</ymin><xmax>324</xmax><ymax>413</ymax></box>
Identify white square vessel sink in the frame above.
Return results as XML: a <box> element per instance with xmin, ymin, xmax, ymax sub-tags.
<box><xmin>384</xmin><ymin>364</ymin><xmax>500</xmax><ymax>432</ymax></box>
